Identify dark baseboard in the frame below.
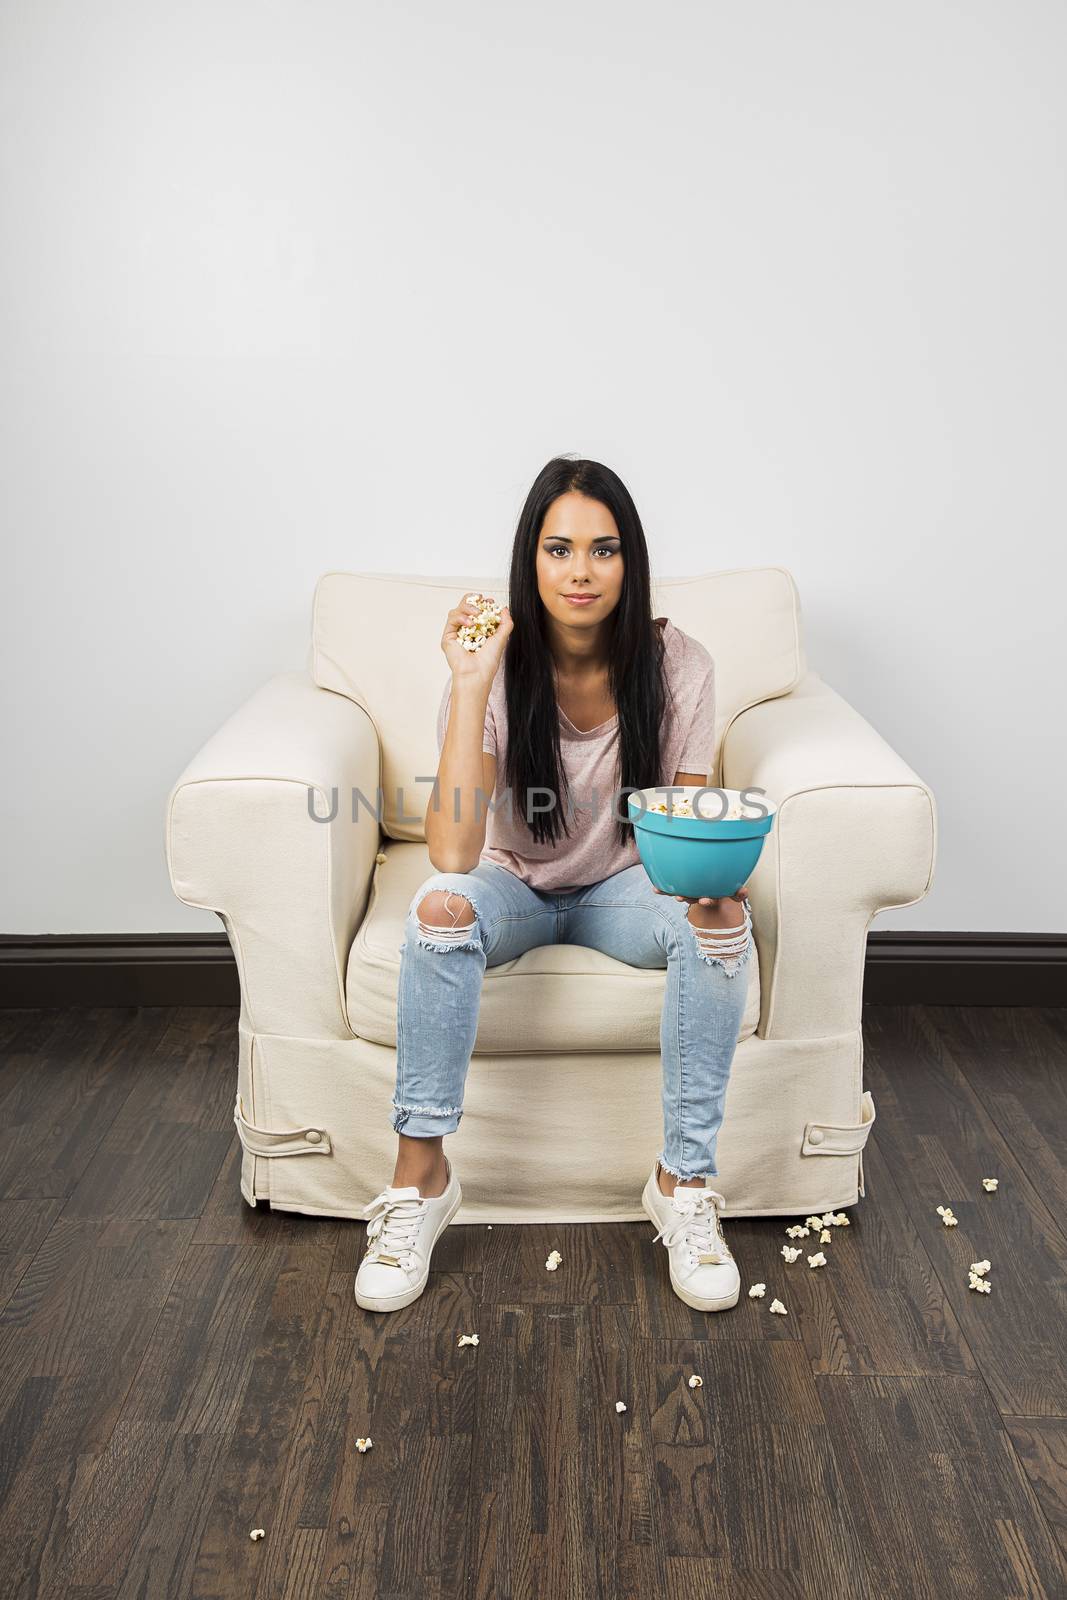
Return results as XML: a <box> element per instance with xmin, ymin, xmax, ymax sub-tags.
<box><xmin>860</xmin><ymin>931</ymin><xmax>1067</xmax><ymax>1006</ymax></box>
<box><xmin>0</xmin><ymin>931</ymin><xmax>1064</xmax><ymax>1010</ymax></box>
<box><xmin>0</xmin><ymin>934</ymin><xmax>241</xmax><ymax>1008</ymax></box>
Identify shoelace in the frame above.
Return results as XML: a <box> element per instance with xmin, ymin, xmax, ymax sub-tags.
<box><xmin>652</xmin><ymin>1188</ymin><xmax>732</xmax><ymax>1264</ymax></box>
<box><xmin>360</xmin><ymin>1190</ymin><xmax>428</xmax><ymax>1270</ymax></box>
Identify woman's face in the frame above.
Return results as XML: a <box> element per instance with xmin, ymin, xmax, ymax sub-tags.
<box><xmin>535</xmin><ymin>492</ymin><xmax>625</xmax><ymax>627</ymax></box>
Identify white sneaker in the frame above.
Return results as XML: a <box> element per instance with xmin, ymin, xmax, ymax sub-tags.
<box><xmin>354</xmin><ymin>1155</ymin><xmax>462</xmax><ymax>1312</ymax></box>
<box><xmin>641</xmin><ymin>1165</ymin><xmax>740</xmax><ymax>1312</ymax></box>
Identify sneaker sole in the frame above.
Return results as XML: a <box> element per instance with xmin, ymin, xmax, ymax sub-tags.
<box><xmin>354</xmin><ymin>1180</ymin><xmax>463</xmax><ymax>1313</ymax></box>
<box><xmin>641</xmin><ymin>1190</ymin><xmax>741</xmax><ymax>1312</ymax></box>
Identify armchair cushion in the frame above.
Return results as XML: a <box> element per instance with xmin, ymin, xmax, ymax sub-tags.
<box><xmin>345</xmin><ymin>841</ymin><xmax>762</xmax><ymax>1052</ymax></box>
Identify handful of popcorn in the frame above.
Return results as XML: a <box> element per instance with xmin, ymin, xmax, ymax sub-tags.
<box><xmin>457</xmin><ymin>592</ymin><xmax>504</xmax><ymax>652</ymax></box>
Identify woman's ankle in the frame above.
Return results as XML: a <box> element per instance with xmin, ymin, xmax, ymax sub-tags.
<box><xmin>656</xmin><ymin>1159</ymin><xmax>704</xmax><ymax>1197</ymax></box>
<box><xmin>392</xmin><ymin>1148</ymin><xmax>448</xmax><ymax>1195</ymax></box>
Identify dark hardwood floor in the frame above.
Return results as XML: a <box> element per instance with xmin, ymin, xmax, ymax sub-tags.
<box><xmin>0</xmin><ymin>1004</ymin><xmax>1065</xmax><ymax>1599</ymax></box>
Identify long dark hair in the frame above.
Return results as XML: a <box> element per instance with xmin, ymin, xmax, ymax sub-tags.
<box><xmin>502</xmin><ymin>455</ymin><xmax>675</xmax><ymax>851</ymax></box>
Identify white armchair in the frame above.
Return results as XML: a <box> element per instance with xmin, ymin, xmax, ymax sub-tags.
<box><xmin>165</xmin><ymin>567</ymin><xmax>936</xmax><ymax>1224</ymax></box>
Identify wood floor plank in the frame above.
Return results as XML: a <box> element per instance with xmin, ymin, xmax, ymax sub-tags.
<box><xmin>0</xmin><ymin>1006</ymin><xmax>71</xmax><ymax>1073</ymax></box>
<box><xmin>797</xmin><ymin>1134</ymin><xmax>983</xmax><ymax>1377</ymax></box>
<box><xmin>862</xmin><ymin>1006</ymin><xmax>1067</xmax><ymax>1416</ymax></box>
<box><xmin>0</xmin><ymin>1197</ymin><xmax>66</xmax><ymax>1315</ymax></box>
<box><xmin>929</xmin><ymin>1006</ymin><xmax>1067</xmax><ymax>1238</ymax></box>
<box><xmin>79</xmin><ymin>1427</ymin><xmax>230</xmax><ymax>1600</ymax></box>
<box><xmin>63</xmin><ymin>1009</ymin><xmax>237</xmax><ymax>1221</ymax></box>
<box><xmin>0</xmin><ymin>1009</ymin><xmax>38</xmax><ymax>1050</ymax></box>
<box><xmin>478</xmin><ymin>1217</ymin><xmax>638</xmax><ymax>1306</ymax></box>
<box><xmin>0</xmin><ymin>1215</ymin><xmax>198</xmax><ymax>1596</ymax></box>
<box><xmin>642</xmin><ymin>1336</ymin><xmax>870</xmax><ymax>1593</ymax></box>
<box><xmin>0</xmin><ymin>1215</ymin><xmax>197</xmax><ymax>1426</ymax></box>
<box><xmin>0</xmin><ymin>1007</ymin><xmax>169</xmax><ymax>1203</ymax></box>
<box><xmin>466</xmin><ymin>1301</ymin><xmax>616</xmax><ymax>1598</ymax></box>
<box><xmin>188</xmin><ymin>1228</ymin><xmax>339</xmax><ymax>1600</ymax></box>
<box><xmin>1001</xmin><ymin>1417</ymin><xmax>1067</xmax><ymax>1572</ymax></box>
<box><xmin>118</xmin><ymin>1238</ymin><xmax>297</xmax><ymax>1433</ymax></box>
<box><xmin>49</xmin><ymin>1229</ymin><xmax>338</xmax><ymax>1594</ymax></box>
<box><xmin>52</xmin><ymin>1414</ymin><xmax>177</xmax><ymax>1591</ymax></box>
<box><xmin>288</xmin><ymin>1319</ymin><xmax>471</xmax><ymax>1597</ymax></box>
<box><xmin>818</xmin><ymin>1374</ymin><xmax>1067</xmax><ymax>1599</ymax></box>
<box><xmin>38</xmin><ymin>1228</ymin><xmax>317</xmax><ymax>1596</ymax></box>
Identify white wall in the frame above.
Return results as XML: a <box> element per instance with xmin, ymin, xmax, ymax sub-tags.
<box><xmin>2</xmin><ymin>1</ymin><xmax>1063</xmax><ymax>935</ymax></box>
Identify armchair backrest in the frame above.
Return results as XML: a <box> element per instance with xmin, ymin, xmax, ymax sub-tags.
<box><xmin>310</xmin><ymin>566</ymin><xmax>805</xmax><ymax>841</ymax></box>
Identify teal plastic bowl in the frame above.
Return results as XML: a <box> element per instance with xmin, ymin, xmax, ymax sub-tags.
<box><xmin>627</xmin><ymin>786</ymin><xmax>777</xmax><ymax>898</ymax></box>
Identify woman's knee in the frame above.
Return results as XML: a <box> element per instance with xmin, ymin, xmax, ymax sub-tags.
<box><xmin>686</xmin><ymin>899</ymin><xmax>754</xmax><ymax>979</ymax></box>
<box><xmin>417</xmin><ymin>889</ymin><xmax>476</xmax><ymax>929</ymax></box>
<box><xmin>408</xmin><ymin>874</ymin><xmax>484</xmax><ymax>950</ymax></box>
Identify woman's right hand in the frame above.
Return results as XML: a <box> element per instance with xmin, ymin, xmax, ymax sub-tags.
<box><xmin>441</xmin><ymin>593</ymin><xmax>513</xmax><ymax>683</ymax></box>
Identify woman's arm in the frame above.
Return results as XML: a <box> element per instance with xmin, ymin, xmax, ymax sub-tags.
<box><xmin>426</xmin><ymin>683</ymin><xmax>498</xmax><ymax>873</ymax></box>
<box><xmin>425</xmin><ymin>594</ymin><xmax>512</xmax><ymax>874</ymax></box>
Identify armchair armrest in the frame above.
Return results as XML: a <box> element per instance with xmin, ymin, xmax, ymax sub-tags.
<box><xmin>165</xmin><ymin>670</ymin><xmax>381</xmax><ymax>1039</ymax></box>
<box><xmin>722</xmin><ymin>669</ymin><xmax>937</xmax><ymax>1039</ymax></box>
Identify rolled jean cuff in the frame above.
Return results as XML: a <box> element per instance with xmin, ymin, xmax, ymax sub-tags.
<box><xmin>391</xmin><ymin>1100</ymin><xmax>463</xmax><ymax>1137</ymax></box>
<box><xmin>659</xmin><ymin>1149</ymin><xmax>717</xmax><ymax>1182</ymax></box>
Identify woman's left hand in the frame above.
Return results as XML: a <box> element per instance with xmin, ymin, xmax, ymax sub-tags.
<box><xmin>651</xmin><ymin>883</ymin><xmax>750</xmax><ymax>910</ymax></box>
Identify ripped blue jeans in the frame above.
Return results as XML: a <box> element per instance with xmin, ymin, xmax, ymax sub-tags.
<box><xmin>392</xmin><ymin>860</ymin><xmax>754</xmax><ymax>1182</ymax></box>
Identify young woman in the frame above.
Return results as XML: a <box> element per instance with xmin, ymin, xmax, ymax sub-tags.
<box><xmin>356</xmin><ymin>457</ymin><xmax>754</xmax><ymax>1316</ymax></box>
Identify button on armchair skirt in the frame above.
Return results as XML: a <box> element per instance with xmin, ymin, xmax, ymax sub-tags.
<box><xmin>165</xmin><ymin>566</ymin><xmax>936</xmax><ymax>1225</ymax></box>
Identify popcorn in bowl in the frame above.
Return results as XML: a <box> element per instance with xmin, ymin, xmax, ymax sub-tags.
<box><xmin>457</xmin><ymin>593</ymin><xmax>504</xmax><ymax>652</ymax></box>
<box><xmin>646</xmin><ymin>793</ymin><xmax>749</xmax><ymax>821</ymax></box>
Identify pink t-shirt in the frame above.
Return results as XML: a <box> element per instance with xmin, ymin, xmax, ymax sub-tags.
<box><xmin>434</xmin><ymin>617</ymin><xmax>717</xmax><ymax>892</ymax></box>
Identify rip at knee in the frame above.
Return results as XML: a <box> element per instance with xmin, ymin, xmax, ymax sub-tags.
<box><xmin>688</xmin><ymin>900</ymin><xmax>754</xmax><ymax>979</ymax></box>
<box><xmin>412</xmin><ymin>888</ymin><xmax>481</xmax><ymax>952</ymax></box>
